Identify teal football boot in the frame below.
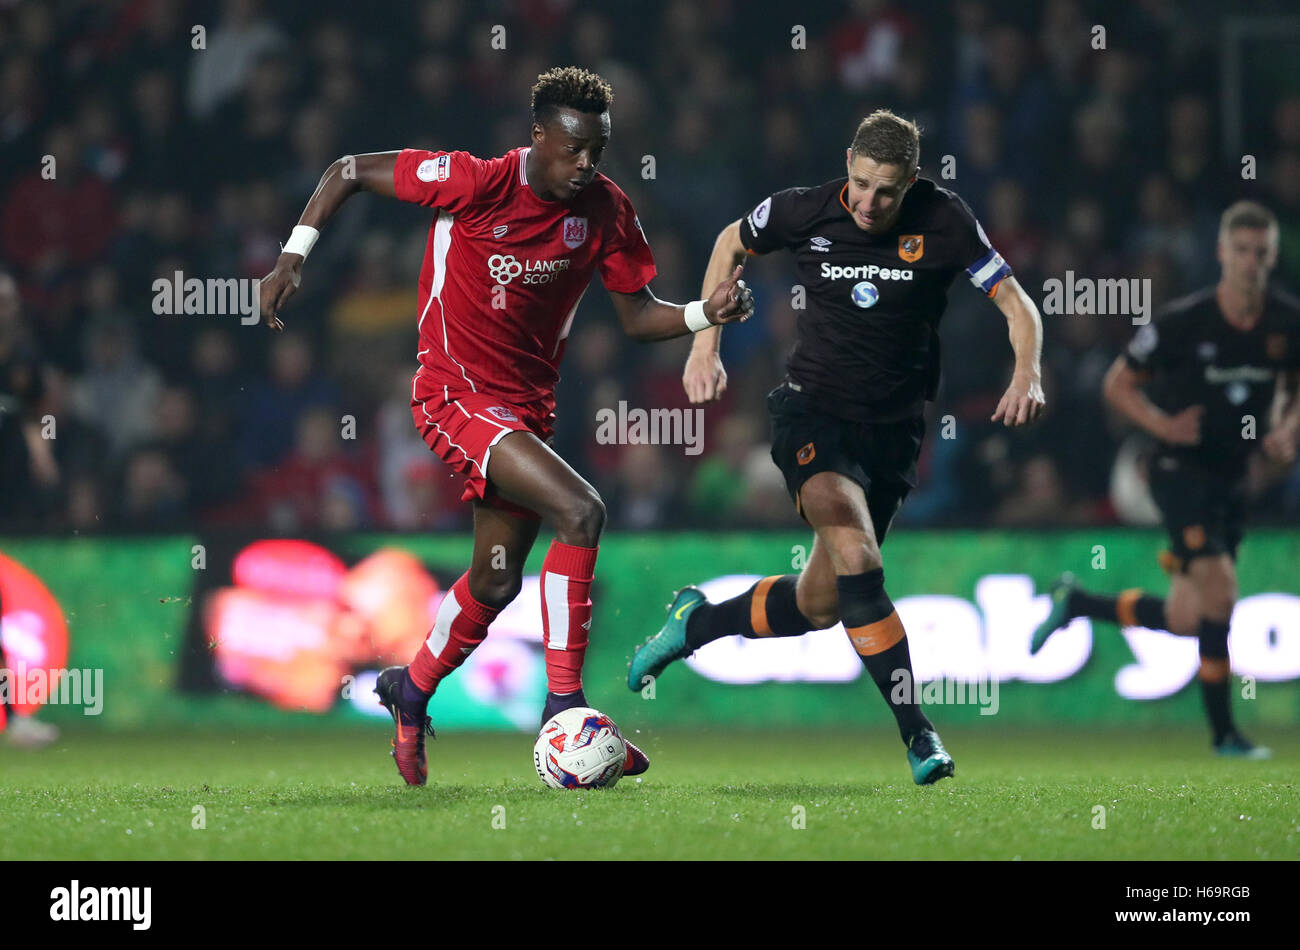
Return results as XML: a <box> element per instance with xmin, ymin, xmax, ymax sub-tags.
<box><xmin>1030</xmin><ymin>572</ymin><xmax>1079</xmax><ymax>655</ymax></box>
<box><xmin>627</xmin><ymin>587</ymin><xmax>706</xmax><ymax>691</ymax></box>
<box><xmin>907</xmin><ymin>728</ymin><xmax>955</xmax><ymax>785</ymax></box>
<box><xmin>1214</xmin><ymin>730</ymin><xmax>1272</xmax><ymax>759</ymax></box>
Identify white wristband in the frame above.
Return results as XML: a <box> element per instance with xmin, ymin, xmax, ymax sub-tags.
<box><xmin>282</xmin><ymin>225</ymin><xmax>320</xmax><ymax>259</ymax></box>
<box><xmin>684</xmin><ymin>299</ymin><xmax>712</xmax><ymax>333</ymax></box>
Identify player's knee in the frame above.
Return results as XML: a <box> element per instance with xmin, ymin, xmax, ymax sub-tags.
<box><xmin>552</xmin><ymin>489</ymin><xmax>605</xmax><ymax>545</ymax></box>
<box><xmin>829</xmin><ymin>540</ymin><xmax>882</xmax><ymax>576</ymax></box>
<box><xmin>1165</xmin><ymin>598</ymin><xmax>1199</xmax><ymax>636</ymax></box>
<box><xmin>467</xmin><ymin>567</ymin><xmax>523</xmax><ymax>609</ymax></box>
<box><xmin>1197</xmin><ymin>563</ymin><xmax>1237</xmax><ymax>621</ymax></box>
<box><xmin>804</xmin><ymin>495</ymin><xmax>859</xmax><ymax>528</ymax></box>
<box><xmin>1202</xmin><ymin>591</ymin><xmax>1236</xmax><ymax>623</ymax></box>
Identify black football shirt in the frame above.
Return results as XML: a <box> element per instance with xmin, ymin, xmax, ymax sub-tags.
<box><xmin>1123</xmin><ymin>284</ymin><xmax>1300</xmax><ymax>474</ymax></box>
<box><xmin>738</xmin><ymin>176</ymin><xmax>1012</xmax><ymax>422</ymax></box>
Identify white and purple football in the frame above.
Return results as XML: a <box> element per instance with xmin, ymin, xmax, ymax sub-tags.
<box><xmin>533</xmin><ymin>707</ymin><xmax>627</xmax><ymax>790</ymax></box>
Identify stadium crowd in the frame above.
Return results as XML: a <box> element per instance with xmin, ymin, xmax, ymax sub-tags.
<box><xmin>2</xmin><ymin>0</ymin><xmax>1299</xmax><ymax>533</ymax></box>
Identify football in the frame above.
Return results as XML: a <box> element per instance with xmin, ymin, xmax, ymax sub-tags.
<box><xmin>533</xmin><ymin>707</ymin><xmax>627</xmax><ymax>789</ymax></box>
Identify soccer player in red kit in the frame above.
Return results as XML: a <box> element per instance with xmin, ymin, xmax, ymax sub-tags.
<box><xmin>258</xmin><ymin>67</ymin><xmax>753</xmax><ymax>785</ymax></box>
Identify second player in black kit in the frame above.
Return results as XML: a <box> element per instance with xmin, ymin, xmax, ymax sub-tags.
<box><xmin>629</xmin><ymin>110</ymin><xmax>1045</xmax><ymax>785</ymax></box>
<box><xmin>1127</xmin><ymin>285</ymin><xmax>1300</xmax><ymax>565</ymax></box>
<box><xmin>1033</xmin><ymin>201</ymin><xmax>1300</xmax><ymax>757</ymax></box>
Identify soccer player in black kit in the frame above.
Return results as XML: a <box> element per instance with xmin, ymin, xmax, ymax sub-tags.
<box><xmin>627</xmin><ymin>111</ymin><xmax>1046</xmax><ymax>784</ymax></box>
<box><xmin>1031</xmin><ymin>201</ymin><xmax>1300</xmax><ymax>758</ymax></box>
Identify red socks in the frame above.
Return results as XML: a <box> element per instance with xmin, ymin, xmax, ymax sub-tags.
<box><xmin>409</xmin><ymin>572</ymin><xmax>500</xmax><ymax>695</ymax></box>
<box><xmin>539</xmin><ymin>541</ymin><xmax>598</xmax><ymax>695</ymax></box>
<box><xmin>408</xmin><ymin>542</ymin><xmax>598</xmax><ymax>697</ymax></box>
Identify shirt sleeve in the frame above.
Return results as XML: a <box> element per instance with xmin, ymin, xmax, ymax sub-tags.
<box><xmin>1123</xmin><ymin>318</ymin><xmax>1173</xmax><ymax>373</ymax></box>
<box><xmin>598</xmin><ymin>193</ymin><xmax>657</xmax><ymax>293</ymax></box>
<box><xmin>392</xmin><ymin>149</ymin><xmax>483</xmax><ymax>211</ymax></box>
<box><xmin>738</xmin><ymin>188</ymin><xmax>806</xmax><ymax>255</ymax></box>
<box><xmin>949</xmin><ymin>193</ymin><xmax>1013</xmax><ymax>297</ymax></box>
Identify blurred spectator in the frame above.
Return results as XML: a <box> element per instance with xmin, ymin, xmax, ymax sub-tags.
<box><xmin>0</xmin><ymin>272</ymin><xmax>55</xmax><ymax>523</ymax></box>
<box><xmin>2</xmin><ymin>124</ymin><xmax>116</xmax><ymax>277</ymax></box>
<box><xmin>187</xmin><ymin>0</ymin><xmax>286</xmax><ymax>119</ymax></box>
<box><xmin>71</xmin><ymin>316</ymin><xmax>163</xmax><ymax>458</ymax></box>
<box><xmin>252</xmin><ymin>405</ymin><xmax>375</xmax><ymax>531</ymax></box>
<box><xmin>833</xmin><ymin>0</ymin><xmax>917</xmax><ymax>92</ymax></box>
<box><xmin>118</xmin><ymin>446</ymin><xmax>187</xmax><ymax>529</ymax></box>
<box><xmin>237</xmin><ymin>332</ymin><xmax>339</xmax><ymax>471</ymax></box>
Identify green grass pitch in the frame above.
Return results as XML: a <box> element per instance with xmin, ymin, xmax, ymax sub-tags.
<box><xmin>2</xmin><ymin>727</ymin><xmax>1293</xmax><ymax>859</ymax></box>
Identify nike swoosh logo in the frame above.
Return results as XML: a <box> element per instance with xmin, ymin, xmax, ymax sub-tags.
<box><xmin>674</xmin><ymin>600</ymin><xmax>696</xmax><ymax>620</ymax></box>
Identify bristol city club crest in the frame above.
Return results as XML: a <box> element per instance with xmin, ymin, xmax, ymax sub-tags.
<box><xmin>486</xmin><ymin>406</ymin><xmax>519</xmax><ymax>422</ymax></box>
<box><xmin>562</xmin><ymin>216</ymin><xmax>588</xmax><ymax>250</ymax></box>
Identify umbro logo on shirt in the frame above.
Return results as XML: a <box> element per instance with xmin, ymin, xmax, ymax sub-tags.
<box><xmin>493</xmin><ymin>225</ymin><xmax>508</xmax><ymax>239</ymax></box>
<box><xmin>810</xmin><ymin>236</ymin><xmax>832</xmax><ymax>252</ymax></box>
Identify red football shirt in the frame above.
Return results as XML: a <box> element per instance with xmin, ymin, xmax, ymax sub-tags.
<box><xmin>394</xmin><ymin>146</ymin><xmax>657</xmax><ymax>406</ymax></box>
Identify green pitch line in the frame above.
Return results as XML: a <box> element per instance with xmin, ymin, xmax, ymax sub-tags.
<box><xmin>1</xmin><ymin>727</ymin><xmax>1292</xmax><ymax>860</ymax></box>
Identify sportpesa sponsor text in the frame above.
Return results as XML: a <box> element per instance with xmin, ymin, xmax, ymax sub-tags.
<box><xmin>821</xmin><ymin>262</ymin><xmax>914</xmax><ymax>281</ymax></box>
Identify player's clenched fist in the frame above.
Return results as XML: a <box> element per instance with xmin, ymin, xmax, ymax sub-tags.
<box><xmin>683</xmin><ymin>350</ymin><xmax>728</xmax><ymax>404</ymax></box>
<box><xmin>704</xmin><ymin>264</ymin><xmax>755</xmax><ymax>325</ymax></box>
<box><xmin>258</xmin><ymin>254</ymin><xmax>303</xmax><ymax>331</ymax></box>
<box><xmin>991</xmin><ymin>374</ymin><xmax>1046</xmax><ymax>426</ymax></box>
<box><xmin>1160</xmin><ymin>404</ymin><xmax>1203</xmax><ymax>445</ymax></box>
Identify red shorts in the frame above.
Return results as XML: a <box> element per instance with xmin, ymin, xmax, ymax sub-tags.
<box><xmin>410</xmin><ymin>369</ymin><xmax>556</xmax><ymax>519</ymax></box>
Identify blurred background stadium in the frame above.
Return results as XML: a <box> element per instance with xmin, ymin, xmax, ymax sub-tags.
<box><xmin>1</xmin><ymin>0</ymin><xmax>1299</xmax><ymax>740</ymax></box>
<box><xmin>3</xmin><ymin>0</ymin><xmax>1300</xmax><ymax>534</ymax></box>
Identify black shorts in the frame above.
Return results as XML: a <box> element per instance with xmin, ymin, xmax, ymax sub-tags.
<box><xmin>1147</xmin><ymin>450</ymin><xmax>1247</xmax><ymax>570</ymax></box>
<box><xmin>766</xmin><ymin>381</ymin><xmax>924</xmax><ymax>543</ymax></box>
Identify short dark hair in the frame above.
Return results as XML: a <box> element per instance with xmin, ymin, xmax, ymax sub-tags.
<box><xmin>1219</xmin><ymin>199</ymin><xmax>1277</xmax><ymax>237</ymax></box>
<box><xmin>850</xmin><ymin>109</ymin><xmax>921</xmax><ymax>171</ymax></box>
<box><xmin>531</xmin><ymin>66</ymin><xmax>613</xmax><ymax>124</ymax></box>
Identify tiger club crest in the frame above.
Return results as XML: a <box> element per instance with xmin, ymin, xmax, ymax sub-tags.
<box><xmin>898</xmin><ymin>234</ymin><xmax>924</xmax><ymax>263</ymax></box>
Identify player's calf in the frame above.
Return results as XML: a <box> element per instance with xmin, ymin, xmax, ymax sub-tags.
<box><xmin>1193</xmin><ymin>616</ymin><xmax>1262</xmax><ymax>755</ymax></box>
<box><xmin>687</xmin><ymin>574</ymin><xmax>823</xmax><ymax>647</ymax></box>
<box><xmin>627</xmin><ymin>575</ymin><xmax>823</xmax><ymax>692</ymax></box>
<box><xmin>408</xmin><ymin>573</ymin><xmax>501</xmax><ymax>695</ymax></box>
<box><xmin>1031</xmin><ymin>574</ymin><xmax>1174</xmax><ymax>654</ymax></box>
<box><xmin>538</xmin><ymin>538</ymin><xmax>599</xmax><ymax>716</ymax></box>
<box><xmin>839</xmin><ymin>567</ymin><xmax>936</xmax><ymax>747</ymax></box>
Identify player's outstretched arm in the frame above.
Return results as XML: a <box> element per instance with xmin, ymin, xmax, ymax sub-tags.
<box><xmin>989</xmin><ymin>276</ymin><xmax>1047</xmax><ymax>426</ymax></box>
<box><xmin>258</xmin><ymin>152</ymin><xmax>401</xmax><ymax>329</ymax></box>
<box><xmin>1102</xmin><ymin>356</ymin><xmax>1202</xmax><ymax>445</ymax></box>
<box><xmin>684</xmin><ymin>220</ymin><xmax>749</xmax><ymax>404</ymax></box>
<box><xmin>608</xmin><ymin>263</ymin><xmax>753</xmax><ymax>344</ymax></box>
<box><xmin>1263</xmin><ymin>369</ymin><xmax>1300</xmax><ymax>464</ymax></box>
